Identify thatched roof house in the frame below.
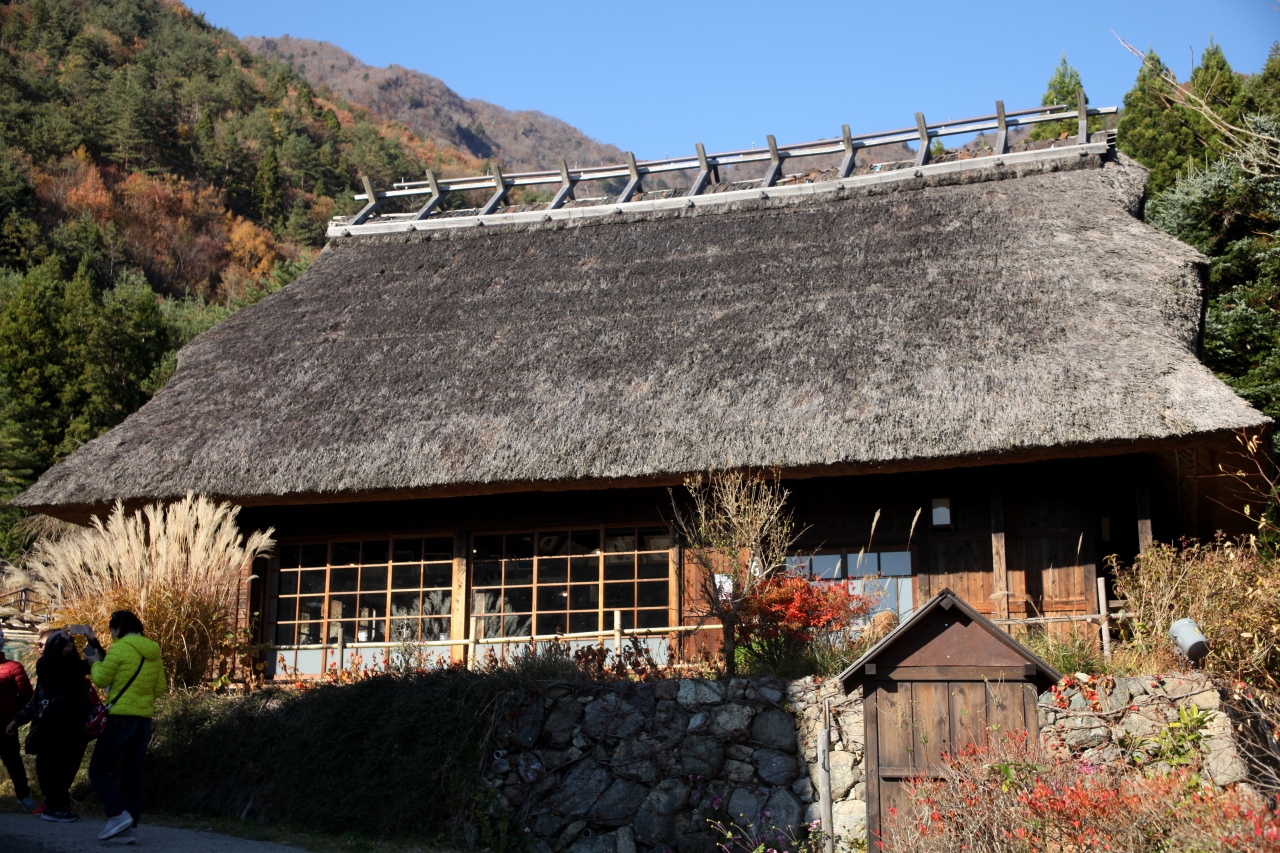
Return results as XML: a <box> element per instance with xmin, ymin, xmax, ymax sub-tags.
<box><xmin>14</xmin><ymin>135</ymin><xmax>1268</xmax><ymax>673</ymax></box>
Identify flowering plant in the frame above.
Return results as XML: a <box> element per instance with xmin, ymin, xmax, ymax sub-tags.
<box><xmin>735</xmin><ymin>573</ymin><xmax>872</xmax><ymax>671</ymax></box>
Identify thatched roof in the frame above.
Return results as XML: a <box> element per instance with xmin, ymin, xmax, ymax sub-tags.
<box><xmin>15</xmin><ymin>148</ymin><xmax>1268</xmax><ymax>517</ymax></box>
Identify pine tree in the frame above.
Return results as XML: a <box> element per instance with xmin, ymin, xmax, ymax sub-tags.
<box><xmin>1241</xmin><ymin>42</ymin><xmax>1280</xmax><ymax>117</ymax></box>
<box><xmin>1116</xmin><ymin>49</ymin><xmax>1204</xmax><ymax>193</ymax></box>
<box><xmin>1030</xmin><ymin>54</ymin><xmax>1099</xmax><ymax>141</ymax></box>
<box><xmin>252</xmin><ymin>146</ymin><xmax>283</xmax><ymax>228</ymax></box>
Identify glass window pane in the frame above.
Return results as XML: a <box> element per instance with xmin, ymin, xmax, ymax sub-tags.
<box><xmin>423</xmin><ymin>618</ymin><xmax>450</xmax><ymax>641</ymax></box>
<box><xmin>360</xmin><ymin>565</ymin><xmax>388</xmax><ymax>591</ymax></box>
<box><xmin>604</xmin><ymin>554</ymin><xmax>635</xmax><ymax>581</ymax></box>
<box><xmin>356</xmin><ymin>620</ymin><xmax>385</xmax><ymax>643</ymax></box>
<box><xmin>279</xmin><ymin>545</ymin><xmax>301</xmax><ymax>568</ymax></box>
<box><xmin>880</xmin><ymin>552</ymin><xmax>912</xmax><ymax>576</ymax></box>
<box><xmin>391</xmin><ymin>592</ymin><xmax>421</xmax><ymax>617</ymax></box>
<box><xmin>361</xmin><ymin>541</ymin><xmax>390</xmax><ymax>565</ymax></box>
<box><xmin>423</xmin><ymin>565</ymin><xmax>452</xmax><ymax>588</ymax></box>
<box><xmin>300</xmin><ymin>544</ymin><xmax>327</xmax><ymax>568</ymax></box>
<box><xmin>785</xmin><ymin>555</ymin><xmax>809</xmax><ymax>573</ymax></box>
<box><xmin>536</xmin><ymin>613</ymin><xmax>567</xmax><ymax>636</ymax></box>
<box><xmin>569</xmin><ymin>612</ymin><xmax>598</xmax><ymax>633</ymax></box>
<box><xmin>570</xmin><ymin>556</ymin><xmax>599</xmax><ymax>583</ymax></box>
<box><xmin>539</xmin><ymin>557</ymin><xmax>568</xmax><ymax>584</ymax></box>
<box><xmin>422</xmin><ymin>590</ymin><xmax>451</xmax><ymax>616</ymax></box>
<box><xmin>392</xmin><ymin>565</ymin><xmax>421</xmax><ymax>590</ymax></box>
<box><xmin>299</xmin><ymin>570</ymin><xmax>327</xmax><ymax>595</ymax></box>
<box><xmin>473</xmin><ymin>535</ymin><xmax>503</xmax><ymax>560</ymax></box>
<box><xmin>570</xmin><ymin>529</ymin><xmax>601</xmax><ymax>555</ymax></box>
<box><xmin>813</xmin><ymin>554</ymin><xmax>844</xmax><ymax>579</ymax></box>
<box><xmin>639</xmin><ymin>527</ymin><xmax>670</xmax><ymax>551</ymax></box>
<box><xmin>278</xmin><ymin>570</ymin><xmax>299</xmax><ymax>595</ymax></box>
<box><xmin>537</xmin><ymin>585</ymin><xmax>569</xmax><ymax>611</ymax></box>
<box><xmin>480</xmin><ymin>616</ymin><xmax>503</xmax><ymax>639</ymax></box>
<box><xmin>275</xmin><ymin>597</ymin><xmax>297</xmax><ymax>622</ymax></box>
<box><xmin>638</xmin><ymin>553</ymin><xmax>668</xmax><ymax>579</ymax></box>
<box><xmin>390</xmin><ymin>618</ymin><xmax>419</xmax><ymax>642</ymax></box>
<box><xmin>604</xmin><ymin>583</ymin><xmax>635</xmax><ymax>608</ymax></box>
<box><xmin>637</xmin><ymin>609</ymin><xmax>668</xmax><ymax>629</ymax></box>
<box><xmin>848</xmin><ymin>552</ymin><xmax>878</xmax><ymax>577</ymax></box>
<box><xmin>299</xmin><ymin>597</ymin><xmax>325</xmax><ymax>621</ymax></box>
<box><xmin>504</xmin><ymin>587</ymin><xmax>533</xmax><ymax>613</ymax></box>
<box><xmin>330</xmin><ymin>568</ymin><xmax>358</xmax><ymax>593</ymax></box>
<box><xmin>297</xmin><ymin>621</ymin><xmax>322</xmax><ymax>645</ymax></box>
<box><xmin>359</xmin><ymin>593</ymin><xmax>387</xmax><ymax>619</ymax></box>
<box><xmin>619</xmin><ymin>611</ymin><xmax>636</xmax><ymax>630</ymax></box>
<box><xmin>505</xmin><ymin>560</ymin><xmax>533</xmax><ymax>586</ymax></box>
<box><xmin>504</xmin><ymin>614</ymin><xmax>532</xmax><ymax>638</ymax></box>
<box><xmin>329</xmin><ymin>621</ymin><xmax>355</xmax><ymax>643</ymax></box>
<box><xmin>538</xmin><ymin>532</ymin><xmax>570</xmax><ymax>557</ymax></box>
<box><xmin>329</xmin><ymin>594</ymin><xmax>357</xmax><ymax>620</ymax></box>
<box><xmin>604</xmin><ymin>528</ymin><xmax>636</xmax><ymax>553</ymax></box>
<box><xmin>473</xmin><ymin>590</ymin><xmax>502</xmax><ymax>615</ymax></box>
<box><xmin>424</xmin><ymin>538</ymin><xmax>454</xmax><ymax>561</ymax></box>
<box><xmin>392</xmin><ymin>538</ymin><xmax>422</xmax><ymax>563</ymax></box>
<box><xmin>638</xmin><ymin>581</ymin><xmax>668</xmax><ymax>608</ymax></box>
<box><xmin>505</xmin><ymin>534</ymin><xmax>535</xmax><ymax>560</ymax></box>
<box><xmin>473</xmin><ymin>561</ymin><xmax>502</xmax><ymax>586</ymax></box>
<box><xmin>332</xmin><ymin>542</ymin><xmax>360</xmax><ymax>566</ymax></box>
<box><xmin>274</xmin><ymin>624</ymin><xmax>296</xmax><ymax>645</ymax></box>
<box><xmin>569</xmin><ymin>585</ymin><xmax>599</xmax><ymax>611</ymax></box>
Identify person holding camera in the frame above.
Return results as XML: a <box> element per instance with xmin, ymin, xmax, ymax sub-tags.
<box><xmin>0</xmin><ymin>628</ymin><xmax>36</xmax><ymax>813</ymax></box>
<box><xmin>7</xmin><ymin>629</ymin><xmax>91</xmax><ymax>822</ymax></box>
<box><xmin>74</xmin><ymin>612</ymin><xmax>165</xmax><ymax>846</ymax></box>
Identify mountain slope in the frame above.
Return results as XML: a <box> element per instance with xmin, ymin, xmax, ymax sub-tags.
<box><xmin>244</xmin><ymin>36</ymin><xmax>628</xmax><ymax>174</ymax></box>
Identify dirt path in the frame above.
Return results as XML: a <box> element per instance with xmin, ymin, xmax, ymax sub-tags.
<box><xmin>0</xmin><ymin>813</ymin><xmax>313</xmax><ymax>852</ymax></box>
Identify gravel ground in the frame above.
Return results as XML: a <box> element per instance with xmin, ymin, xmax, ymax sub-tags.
<box><xmin>0</xmin><ymin>814</ymin><xmax>312</xmax><ymax>852</ymax></box>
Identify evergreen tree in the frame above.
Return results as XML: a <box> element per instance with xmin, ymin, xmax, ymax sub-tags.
<box><xmin>252</xmin><ymin>145</ymin><xmax>283</xmax><ymax>227</ymax></box>
<box><xmin>1241</xmin><ymin>42</ymin><xmax>1280</xmax><ymax>117</ymax></box>
<box><xmin>1117</xmin><ymin>49</ymin><xmax>1204</xmax><ymax>193</ymax></box>
<box><xmin>1030</xmin><ymin>54</ymin><xmax>1100</xmax><ymax>141</ymax></box>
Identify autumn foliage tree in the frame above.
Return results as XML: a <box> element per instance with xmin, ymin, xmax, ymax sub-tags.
<box><xmin>736</xmin><ymin>574</ymin><xmax>871</xmax><ymax>672</ymax></box>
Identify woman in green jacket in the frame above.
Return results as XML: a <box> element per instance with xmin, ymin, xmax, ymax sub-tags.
<box><xmin>75</xmin><ymin>611</ymin><xmax>166</xmax><ymax>846</ymax></box>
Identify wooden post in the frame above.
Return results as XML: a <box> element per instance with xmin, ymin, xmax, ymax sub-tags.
<box><xmin>348</xmin><ymin>175</ymin><xmax>383</xmax><ymax>225</ymax></box>
<box><xmin>688</xmin><ymin>144</ymin><xmax>712</xmax><ymax>197</ymax></box>
<box><xmin>994</xmin><ymin>100</ymin><xmax>1008</xmax><ymax>155</ymax></box>
<box><xmin>549</xmin><ymin>159</ymin><xmax>576</xmax><ymax>210</ymax></box>
<box><xmin>837</xmin><ymin>124</ymin><xmax>856</xmax><ymax>178</ymax></box>
<box><xmin>1077</xmin><ymin>89</ymin><xmax>1089</xmax><ymax>145</ymax></box>
<box><xmin>1136</xmin><ymin>480</ymin><xmax>1153</xmax><ymax>553</ymax></box>
<box><xmin>914</xmin><ymin>112</ymin><xmax>931</xmax><ymax>167</ymax></box>
<box><xmin>761</xmin><ymin>135</ymin><xmax>783</xmax><ymax>188</ymax></box>
<box><xmin>613</xmin><ymin>610</ymin><xmax>623</xmax><ymax>657</ymax></box>
<box><xmin>479</xmin><ymin>163</ymin><xmax>508</xmax><ymax>215</ymax></box>
<box><xmin>991</xmin><ymin>491</ymin><xmax>1010</xmax><ymax>626</ymax></box>
<box><xmin>1096</xmin><ymin>576</ymin><xmax>1112</xmax><ymax>659</ymax></box>
<box><xmin>818</xmin><ymin>700</ymin><xmax>834</xmax><ymax>853</ymax></box>
<box><xmin>450</xmin><ymin>530</ymin><xmax>469</xmax><ymax>664</ymax></box>
<box><xmin>411</xmin><ymin>169</ymin><xmax>445</xmax><ymax>220</ymax></box>
<box><xmin>617</xmin><ymin>152</ymin><xmax>643</xmax><ymax>203</ymax></box>
<box><xmin>468</xmin><ymin>616</ymin><xmax>480</xmax><ymax>671</ymax></box>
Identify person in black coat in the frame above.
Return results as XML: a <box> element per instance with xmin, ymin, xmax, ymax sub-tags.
<box><xmin>6</xmin><ymin>631</ymin><xmax>91</xmax><ymax>822</ymax></box>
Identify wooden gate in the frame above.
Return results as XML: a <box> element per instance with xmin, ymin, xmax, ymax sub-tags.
<box><xmin>839</xmin><ymin>589</ymin><xmax>1062</xmax><ymax>851</ymax></box>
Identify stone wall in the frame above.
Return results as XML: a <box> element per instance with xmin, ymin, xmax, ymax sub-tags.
<box><xmin>484</xmin><ymin>673</ymin><xmax>1247</xmax><ymax>853</ymax></box>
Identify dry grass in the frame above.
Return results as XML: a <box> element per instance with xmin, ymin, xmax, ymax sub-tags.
<box><xmin>17</xmin><ymin>493</ymin><xmax>273</xmax><ymax>686</ymax></box>
<box><xmin>1111</xmin><ymin>539</ymin><xmax>1280</xmax><ymax>689</ymax></box>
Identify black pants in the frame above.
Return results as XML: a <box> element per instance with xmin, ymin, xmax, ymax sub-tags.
<box><xmin>88</xmin><ymin>715</ymin><xmax>150</xmax><ymax>825</ymax></box>
<box><xmin>35</xmin><ymin>732</ymin><xmax>88</xmax><ymax>812</ymax></box>
<box><xmin>0</xmin><ymin>724</ymin><xmax>30</xmax><ymax>800</ymax></box>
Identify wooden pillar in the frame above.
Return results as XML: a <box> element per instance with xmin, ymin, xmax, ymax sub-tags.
<box><xmin>1136</xmin><ymin>481</ymin><xmax>1153</xmax><ymax>554</ymax></box>
<box><xmin>450</xmin><ymin>530</ymin><xmax>470</xmax><ymax>663</ymax></box>
<box><xmin>990</xmin><ymin>491</ymin><xmax>1009</xmax><ymax>624</ymax></box>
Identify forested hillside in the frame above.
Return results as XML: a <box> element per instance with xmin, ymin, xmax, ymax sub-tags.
<box><xmin>0</xmin><ymin>0</ymin><xmax>485</xmax><ymax>556</ymax></box>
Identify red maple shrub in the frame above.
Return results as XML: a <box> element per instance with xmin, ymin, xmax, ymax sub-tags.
<box><xmin>735</xmin><ymin>573</ymin><xmax>872</xmax><ymax>671</ymax></box>
<box><xmin>881</xmin><ymin>731</ymin><xmax>1280</xmax><ymax>852</ymax></box>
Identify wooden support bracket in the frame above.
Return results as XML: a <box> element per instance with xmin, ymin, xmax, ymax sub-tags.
<box><xmin>994</xmin><ymin>101</ymin><xmax>1008</xmax><ymax>155</ymax></box>
<box><xmin>548</xmin><ymin>159</ymin><xmax>577</xmax><ymax>210</ymax></box>
<box><xmin>479</xmin><ymin>163</ymin><xmax>509</xmax><ymax>215</ymax></box>
<box><xmin>914</xmin><ymin>112</ymin><xmax>932</xmax><ymax>167</ymax></box>
<box><xmin>410</xmin><ymin>170</ymin><xmax>445</xmax><ymax>220</ymax></box>
<box><xmin>761</xmin><ymin>134</ymin><xmax>783</xmax><ymax>187</ymax></box>
<box><xmin>617</xmin><ymin>151</ymin><xmax>643</xmax><ymax>203</ymax></box>
<box><xmin>348</xmin><ymin>175</ymin><xmax>383</xmax><ymax>226</ymax></box>
<box><xmin>1077</xmin><ymin>89</ymin><xmax>1089</xmax><ymax>145</ymax></box>
<box><xmin>688</xmin><ymin>143</ymin><xmax>712</xmax><ymax>197</ymax></box>
<box><xmin>837</xmin><ymin>124</ymin><xmax>856</xmax><ymax>178</ymax></box>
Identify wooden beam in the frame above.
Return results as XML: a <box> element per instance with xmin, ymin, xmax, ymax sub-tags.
<box><xmin>410</xmin><ymin>169</ymin><xmax>445</xmax><ymax>220</ymax></box>
<box><xmin>991</xmin><ymin>490</ymin><xmax>1009</xmax><ymax>624</ymax></box>
<box><xmin>837</xmin><ymin>124</ymin><xmax>856</xmax><ymax>178</ymax></box>
<box><xmin>1077</xmin><ymin>89</ymin><xmax>1089</xmax><ymax>145</ymax></box>
<box><xmin>687</xmin><ymin>143</ymin><xmax>712</xmax><ymax>197</ymax></box>
<box><xmin>617</xmin><ymin>151</ymin><xmax>643</xmax><ymax>203</ymax></box>
<box><xmin>1136</xmin><ymin>479</ymin><xmax>1153</xmax><ymax>553</ymax></box>
<box><xmin>478</xmin><ymin>163</ymin><xmax>508</xmax><ymax>215</ymax></box>
<box><xmin>994</xmin><ymin>101</ymin><xmax>1008</xmax><ymax>155</ymax></box>
<box><xmin>761</xmin><ymin>134</ymin><xmax>783</xmax><ymax>187</ymax></box>
<box><xmin>914</xmin><ymin>112</ymin><xmax>932</xmax><ymax>167</ymax></box>
<box><xmin>450</xmin><ymin>530</ymin><xmax>469</xmax><ymax>663</ymax></box>
<box><xmin>348</xmin><ymin>175</ymin><xmax>383</xmax><ymax>225</ymax></box>
<box><xmin>548</xmin><ymin>159</ymin><xmax>577</xmax><ymax>210</ymax></box>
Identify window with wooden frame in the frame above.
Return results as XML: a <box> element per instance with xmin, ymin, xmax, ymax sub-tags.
<box><xmin>272</xmin><ymin>537</ymin><xmax>455</xmax><ymax>646</ymax></box>
<box><xmin>471</xmin><ymin>525</ymin><xmax>671</xmax><ymax>639</ymax></box>
<box><xmin>788</xmin><ymin>547</ymin><xmax>915</xmax><ymax>620</ymax></box>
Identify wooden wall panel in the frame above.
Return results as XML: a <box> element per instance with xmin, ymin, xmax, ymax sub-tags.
<box><xmin>913</xmin><ymin>682</ymin><xmax>951</xmax><ymax>769</ymax></box>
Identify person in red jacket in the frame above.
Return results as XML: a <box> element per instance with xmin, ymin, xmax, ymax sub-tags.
<box><xmin>0</xmin><ymin>628</ymin><xmax>37</xmax><ymax>812</ymax></box>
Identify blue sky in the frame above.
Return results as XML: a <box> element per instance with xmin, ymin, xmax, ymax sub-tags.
<box><xmin>191</xmin><ymin>1</ymin><xmax>1278</xmax><ymax>159</ymax></box>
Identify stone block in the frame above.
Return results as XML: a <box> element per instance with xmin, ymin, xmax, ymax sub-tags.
<box><xmin>517</xmin><ymin>751</ymin><xmax>546</xmax><ymax>783</ymax></box>
<box><xmin>763</xmin><ymin>788</ymin><xmax>804</xmax><ymax>834</ymax></box>
<box><xmin>1062</xmin><ymin>719</ymin><xmax>1109</xmax><ymax>751</ymax></box>
<box><xmin>681</xmin><ymin>735</ymin><xmax>725</xmax><ymax>776</ymax></box>
<box><xmin>751</xmin><ymin>709</ymin><xmax>797</xmax><ymax>752</ymax></box>
<box><xmin>557</xmin><ymin>820</ymin><xmax>588</xmax><ymax>850</ymax></box>
<box><xmin>849</xmin><ymin>782</ymin><xmax>866</xmax><ymax>802</ymax></box>
<box><xmin>676</xmin><ymin>831</ymin><xmax>717</xmax><ymax>853</ymax></box>
<box><xmin>759</xmin><ymin>685</ymin><xmax>784</xmax><ymax>704</ymax></box>
<box><xmin>726</xmin><ymin>787</ymin><xmax>761</xmax><ymax>828</ymax></box>
<box><xmin>568</xmin><ymin>831</ymin><xmax>616</xmax><ymax>853</ymax></box>
<box><xmin>583</xmin><ymin>694</ymin><xmax>646</xmax><ymax>739</ymax></box>
<box><xmin>724</xmin><ymin>759</ymin><xmax>755</xmax><ymax>784</ymax></box>
<box><xmin>687</xmin><ymin>711</ymin><xmax>711</xmax><ymax>734</ymax></box>
<box><xmin>514</xmin><ymin>697</ymin><xmax>546</xmax><ymax>748</ymax></box>
<box><xmin>546</xmin><ymin>759</ymin><xmax>612</xmax><ymax>817</ymax></box>
<box><xmin>653</xmin><ymin>679</ymin><xmax>680</xmax><ymax>700</ymax></box>
<box><xmin>634</xmin><ymin>779</ymin><xmax>690</xmax><ymax>846</ymax></box>
<box><xmin>728</xmin><ymin>678</ymin><xmax>748</xmax><ymax>699</ymax></box>
<box><xmin>712</xmin><ymin>703</ymin><xmax>756</xmax><ymax>739</ymax></box>
<box><xmin>589</xmin><ymin>779</ymin><xmax>651</xmax><ymax>827</ymax></box>
<box><xmin>832</xmin><ymin>800</ymin><xmax>866</xmax><ymax>845</ymax></box>
<box><xmin>678</xmin><ymin>679</ymin><xmax>727</xmax><ymax>707</ymax></box>
<box><xmin>726</xmin><ymin>743</ymin><xmax>755</xmax><ymax>762</ymax></box>
<box><xmin>613</xmin><ymin>739</ymin><xmax>657</xmax><ymax>783</ymax></box>
<box><xmin>616</xmin><ymin>826</ymin><xmax>636</xmax><ymax>853</ymax></box>
<box><xmin>754</xmin><ymin>747</ymin><xmax>800</xmax><ymax>786</ymax></box>
<box><xmin>1191</xmin><ymin>690</ymin><xmax>1221</xmax><ymax>712</ymax></box>
<box><xmin>791</xmin><ymin>777</ymin><xmax>814</xmax><ymax>803</ymax></box>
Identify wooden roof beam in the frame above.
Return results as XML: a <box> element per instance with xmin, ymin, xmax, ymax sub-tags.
<box><xmin>1077</xmin><ymin>89</ymin><xmax>1089</xmax><ymax>145</ymax></box>
<box><xmin>348</xmin><ymin>175</ymin><xmax>383</xmax><ymax>226</ymax></box>
<box><xmin>617</xmin><ymin>152</ymin><xmax>643</xmax><ymax>203</ymax></box>
<box><xmin>410</xmin><ymin>170</ymin><xmax>445</xmax><ymax>221</ymax></box>
<box><xmin>547</xmin><ymin>159</ymin><xmax>577</xmax><ymax>210</ymax></box>
<box><xmin>994</xmin><ymin>101</ymin><xmax>1008</xmax><ymax>155</ymax></box>
<box><xmin>478</xmin><ymin>163</ymin><xmax>509</xmax><ymax>216</ymax></box>
<box><xmin>837</xmin><ymin>124</ymin><xmax>856</xmax><ymax>178</ymax></box>
<box><xmin>761</xmin><ymin>135</ymin><xmax>783</xmax><ymax>188</ymax></box>
<box><xmin>687</xmin><ymin>143</ymin><xmax>713</xmax><ymax>197</ymax></box>
<box><xmin>914</xmin><ymin>112</ymin><xmax>932</xmax><ymax>168</ymax></box>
